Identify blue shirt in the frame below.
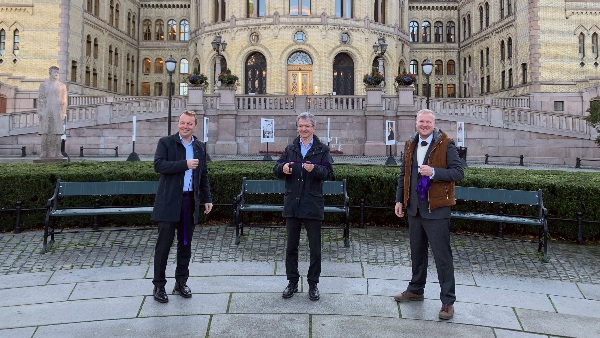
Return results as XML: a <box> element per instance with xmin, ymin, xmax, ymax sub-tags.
<box><xmin>300</xmin><ymin>138</ymin><xmax>313</xmax><ymax>158</ymax></box>
<box><xmin>180</xmin><ymin>135</ymin><xmax>194</xmax><ymax>192</ymax></box>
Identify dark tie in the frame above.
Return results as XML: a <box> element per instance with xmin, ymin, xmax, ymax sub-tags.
<box><xmin>420</xmin><ymin>140</ymin><xmax>428</xmax><ymax>147</ymax></box>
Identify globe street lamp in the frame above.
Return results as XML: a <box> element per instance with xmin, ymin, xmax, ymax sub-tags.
<box><xmin>165</xmin><ymin>55</ymin><xmax>177</xmax><ymax>135</ymax></box>
<box><xmin>211</xmin><ymin>34</ymin><xmax>227</xmax><ymax>83</ymax></box>
<box><xmin>422</xmin><ymin>59</ymin><xmax>433</xmax><ymax>109</ymax></box>
<box><xmin>372</xmin><ymin>35</ymin><xmax>388</xmax><ymax>74</ymax></box>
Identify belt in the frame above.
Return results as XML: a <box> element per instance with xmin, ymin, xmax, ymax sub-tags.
<box><xmin>182</xmin><ymin>191</ymin><xmax>193</xmax><ymax>196</ymax></box>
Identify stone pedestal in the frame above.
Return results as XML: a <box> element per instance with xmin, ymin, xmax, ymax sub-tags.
<box><xmin>396</xmin><ymin>86</ymin><xmax>416</xmax><ymax>155</ymax></box>
<box><xmin>187</xmin><ymin>87</ymin><xmax>205</xmax><ymax>112</ymax></box>
<box><xmin>364</xmin><ymin>87</ymin><xmax>386</xmax><ymax>156</ymax></box>
<box><xmin>215</xmin><ymin>88</ymin><xmax>238</xmax><ymax>154</ymax></box>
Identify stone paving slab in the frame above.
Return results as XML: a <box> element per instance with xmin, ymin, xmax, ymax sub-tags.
<box><xmin>0</xmin><ymin>297</ymin><xmax>142</xmax><ymax>329</ymax></box>
<box><xmin>187</xmin><ymin>275</ymin><xmax>283</xmax><ymax>293</ymax></box>
<box><xmin>187</xmin><ymin>261</ymin><xmax>276</xmax><ymax>276</ymax></box>
<box><xmin>317</xmin><ymin>276</ymin><xmax>368</xmax><ymax>295</ymax></box>
<box><xmin>0</xmin><ymin>271</ymin><xmax>53</xmax><ymax>289</ymax></box>
<box><xmin>516</xmin><ymin>308</ymin><xmax>600</xmax><ymax>338</ymax></box>
<box><xmin>209</xmin><ymin>314</ymin><xmax>308</xmax><ymax>338</ymax></box>
<box><xmin>312</xmin><ymin>314</ymin><xmax>495</xmax><ymax>338</ymax></box>
<box><xmin>550</xmin><ymin>295</ymin><xmax>600</xmax><ymax>318</ymax></box>
<box><xmin>0</xmin><ymin>283</ymin><xmax>74</xmax><ymax>307</ymax></box>
<box><xmin>48</xmin><ymin>265</ymin><xmax>150</xmax><ymax>284</ymax></box>
<box><xmin>578</xmin><ymin>282</ymin><xmax>600</xmax><ymax>301</ymax></box>
<box><xmin>493</xmin><ymin>329</ymin><xmax>548</xmax><ymax>338</ymax></box>
<box><xmin>274</xmin><ymin>261</ymin><xmax>364</xmax><ymax>278</ymax></box>
<box><xmin>0</xmin><ymin>327</ymin><xmax>37</xmax><ymax>338</ymax></box>
<box><xmin>69</xmin><ymin>279</ymin><xmax>149</xmax><ymax>300</ymax></box>
<box><xmin>444</xmin><ymin>284</ymin><xmax>555</xmax><ymax>312</ymax></box>
<box><xmin>472</xmin><ymin>273</ymin><xmax>584</xmax><ymax>297</ymax></box>
<box><xmin>229</xmin><ymin>292</ymin><xmax>399</xmax><ymax>318</ymax></box>
<box><xmin>138</xmin><ymin>293</ymin><xmax>229</xmax><ymax>317</ymax></box>
<box><xmin>32</xmin><ymin>315</ymin><xmax>211</xmax><ymax>338</ymax></box>
<box><xmin>400</xmin><ymin>300</ymin><xmax>522</xmax><ymax>330</ymax></box>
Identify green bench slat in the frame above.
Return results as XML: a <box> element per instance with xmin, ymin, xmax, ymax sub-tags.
<box><xmin>455</xmin><ymin>186</ymin><xmax>540</xmax><ymax>205</ymax></box>
<box><xmin>243</xmin><ymin>180</ymin><xmax>345</xmax><ymax>195</ymax></box>
<box><xmin>451</xmin><ymin>211</ymin><xmax>541</xmax><ymax>225</ymax></box>
<box><xmin>240</xmin><ymin>204</ymin><xmax>346</xmax><ymax>213</ymax></box>
<box><xmin>58</xmin><ymin>181</ymin><xmax>159</xmax><ymax>196</ymax></box>
<box><xmin>51</xmin><ymin>207</ymin><xmax>154</xmax><ymax>217</ymax></box>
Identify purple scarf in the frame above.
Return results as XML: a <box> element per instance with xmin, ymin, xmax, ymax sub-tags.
<box><xmin>416</xmin><ymin>175</ymin><xmax>431</xmax><ymax>202</ymax></box>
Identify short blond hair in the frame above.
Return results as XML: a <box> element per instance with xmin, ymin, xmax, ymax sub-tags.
<box><xmin>180</xmin><ymin>110</ymin><xmax>197</xmax><ymax>125</ymax></box>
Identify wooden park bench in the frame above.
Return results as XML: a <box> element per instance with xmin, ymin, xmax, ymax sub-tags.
<box><xmin>233</xmin><ymin>178</ymin><xmax>350</xmax><ymax>247</ymax></box>
<box><xmin>452</xmin><ymin>186</ymin><xmax>549</xmax><ymax>262</ymax></box>
<box><xmin>43</xmin><ymin>180</ymin><xmax>158</xmax><ymax>253</ymax></box>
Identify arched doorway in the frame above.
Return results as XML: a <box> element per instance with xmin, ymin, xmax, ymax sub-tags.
<box><xmin>287</xmin><ymin>51</ymin><xmax>312</xmax><ymax>95</ymax></box>
<box><xmin>245</xmin><ymin>52</ymin><xmax>267</xmax><ymax>94</ymax></box>
<box><xmin>332</xmin><ymin>53</ymin><xmax>354</xmax><ymax>95</ymax></box>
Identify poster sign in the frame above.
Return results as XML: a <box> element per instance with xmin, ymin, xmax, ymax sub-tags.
<box><xmin>203</xmin><ymin>117</ymin><xmax>209</xmax><ymax>142</ymax></box>
<box><xmin>456</xmin><ymin>121</ymin><xmax>464</xmax><ymax>147</ymax></box>
<box><xmin>385</xmin><ymin>120</ymin><xmax>396</xmax><ymax>145</ymax></box>
<box><xmin>261</xmin><ymin>118</ymin><xmax>274</xmax><ymax>143</ymax></box>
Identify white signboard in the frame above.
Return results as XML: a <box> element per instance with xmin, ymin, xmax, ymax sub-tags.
<box><xmin>203</xmin><ymin>117</ymin><xmax>209</xmax><ymax>142</ymax></box>
<box><xmin>385</xmin><ymin>120</ymin><xmax>396</xmax><ymax>146</ymax></box>
<box><xmin>261</xmin><ymin>118</ymin><xmax>274</xmax><ymax>143</ymax></box>
<box><xmin>456</xmin><ymin>121</ymin><xmax>464</xmax><ymax>147</ymax></box>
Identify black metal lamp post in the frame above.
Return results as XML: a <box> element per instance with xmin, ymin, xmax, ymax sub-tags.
<box><xmin>165</xmin><ymin>55</ymin><xmax>177</xmax><ymax>135</ymax></box>
<box><xmin>372</xmin><ymin>36</ymin><xmax>388</xmax><ymax>74</ymax></box>
<box><xmin>211</xmin><ymin>34</ymin><xmax>227</xmax><ymax>84</ymax></box>
<box><xmin>422</xmin><ymin>59</ymin><xmax>433</xmax><ymax>109</ymax></box>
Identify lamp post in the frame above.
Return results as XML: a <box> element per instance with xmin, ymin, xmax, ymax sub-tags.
<box><xmin>422</xmin><ymin>59</ymin><xmax>433</xmax><ymax>109</ymax></box>
<box><xmin>165</xmin><ymin>55</ymin><xmax>177</xmax><ymax>135</ymax></box>
<box><xmin>211</xmin><ymin>34</ymin><xmax>227</xmax><ymax>83</ymax></box>
<box><xmin>372</xmin><ymin>35</ymin><xmax>388</xmax><ymax>74</ymax></box>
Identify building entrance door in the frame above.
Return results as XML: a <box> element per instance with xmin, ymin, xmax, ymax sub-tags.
<box><xmin>287</xmin><ymin>65</ymin><xmax>312</xmax><ymax>95</ymax></box>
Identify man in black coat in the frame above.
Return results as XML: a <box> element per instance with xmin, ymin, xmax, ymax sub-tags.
<box><xmin>274</xmin><ymin>112</ymin><xmax>334</xmax><ymax>301</ymax></box>
<box><xmin>151</xmin><ymin>110</ymin><xmax>213</xmax><ymax>303</ymax></box>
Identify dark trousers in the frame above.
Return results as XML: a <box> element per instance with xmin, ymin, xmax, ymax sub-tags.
<box><xmin>153</xmin><ymin>194</ymin><xmax>195</xmax><ymax>288</ymax></box>
<box><xmin>406</xmin><ymin>213</ymin><xmax>456</xmax><ymax>305</ymax></box>
<box><xmin>285</xmin><ymin>217</ymin><xmax>321</xmax><ymax>284</ymax></box>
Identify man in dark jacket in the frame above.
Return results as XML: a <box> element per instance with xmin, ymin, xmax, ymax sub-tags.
<box><xmin>394</xmin><ymin>109</ymin><xmax>464</xmax><ymax>320</ymax></box>
<box><xmin>274</xmin><ymin>112</ymin><xmax>334</xmax><ymax>301</ymax></box>
<box><xmin>151</xmin><ymin>110</ymin><xmax>213</xmax><ymax>303</ymax></box>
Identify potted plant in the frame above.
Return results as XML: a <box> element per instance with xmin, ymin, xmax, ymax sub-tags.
<box><xmin>187</xmin><ymin>68</ymin><xmax>208</xmax><ymax>89</ymax></box>
<box><xmin>395</xmin><ymin>69</ymin><xmax>417</xmax><ymax>86</ymax></box>
<box><xmin>217</xmin><ymin>68</ymin><xmax>239</xmax><ymax>89</ymax></box>
<box><xmin>363</xmin><ymin>70</ymin><xmax>384</xmax><ymax>87</ymax></box>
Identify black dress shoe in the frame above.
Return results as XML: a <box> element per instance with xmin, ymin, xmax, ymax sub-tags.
<box><xmin>173</xmin><ymin>282</ymin><xmax>192</xmax><ymax>298</ymax></box>
<box><xmin>282</xmin><ymin>282</ymin><xmax>298</xmax><ymax>299</ymax></box>
<box><xmin>308</xmin><ymin>283</ymin><xmax>320</xmax><ymax>301</ymax></box>
<box><xmin>153</xmin><ymin>286</ymin><xmax>169</xmax><ymax>303</ymax></box>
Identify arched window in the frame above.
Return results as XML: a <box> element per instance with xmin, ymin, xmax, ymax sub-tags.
<box><xmin>248</xmin><ymin>0</ymin><xmax>266</xmax><ymax>18</ymax></box>
<box><xmin>409</xmin><ymin>21</ymin><xmax>419</xmax><ymax>42</ymax></box>
<box><xmin>579</xmin><ymin>33</ymin><xmax>585</xmax><ymax>57</ymax></box>
<box><xmin>155</xmin><ymin>19</ymin><xmax>164</xmax><ymax>40</ymax></box>
<box><xmin>0</xmin><ymin>29</ymin><xmax>4</xmax><ymax>56</ymax></box>
<box><xmin>132</xmin><ymin>14</ymin><xmax>136</xmax><ymax>37</ymax></box>
<box><xmin>592</xmin><ymin>33</ymin><xmax>599</xmax><ymax>59</ymax></box>
<box><xmin>435</xmin><ymin>60</ymin><xmax>443</xmax><ymax>75</ymax></box>
<box><xmin>71</xmin><ymin>61</ymin><xmax>77</xmax><ymax>82</ymax></box>
<box><xmin>115</xmin><ymin>3</ymin><xmax>120</xmax><ymax>29</ymax></box>
<box><xmin>467</xmin><ymin>14</ymin><xmax>471</xmax><ymax>37</ymax></box>
<box><xmin>143</xmin><ymin>20</ymin><xmax>151</xmax><ymax>40</ymax></box>
<box><xmin>85</xmin><ymin>66</ymin><xmax>91</xmax><ymax>85</ymax></box>
<box><xmin>126</xmin><ymin>53</ymin><xmax>130</xmax><ymax>71</ymax></box>
<box><xmin>245</xmin><ymin>52</ymin><xmax>268</xmax><ymax>94</ymax></box>
<box><xmin>13</xmin><ymin>29</ymin><xmax>19</xmax><ymax>55</ymax></box>
<box><xmin>480</xmin><ymin>50</ymin><xmax>484</xmax><ymax>68</ymax></box>
<box><xmin>422</xmin><ymin>21</ymin><xmax>431</xmax><ymax>43</ymax></box>
<box><xmin>434</xmin><ymin>22</ymin><xmax>443</xmax><ymax>43</ymax></box>
<box><xmin>108</xmin><ymin>45</ymin><xmax>113</xmax><ymax>65</ymax></box>
<box><xmin>479</xmin><ymin>6</ymin><xmax>484</xmax><ymax>31</ymax></box>
<box><xmin>193</xmin><ymin>59</ymin><xmax>200</xmax><ymax>74</ymax></box>
<box><xmin>179</xmin><ymin>20</ymin><xmax>189</xmax><ymax>41</ymax></box>
<box><xmin>94</xmin><ymin>0</ymin><xmax>99</xmax><ymax>16</ymax></box>
<box><xmin>86</xmin><ymin>0</ymin><xmax>92</xmax><ymax>13</ymax></box>
<box><xmin>114</xmin><ymin>48</ymin><xmax>119</xmax><ymax>67</ymax></box>
<box><xmin>93</xmin><ymin>68</ymin><xmax>98</xmax><ymax>87</ymax></box>
<box><xmin>500</xmin><ymin>0</ymin><xmax>505</xmax><ymax>19</ymax></box>
<box><xmin>127</xmin><ymin>12</ymin><xmax>131</xmax><ymax>36</ymax></box>
<box><xmin>109</xmin><ymin>1</ymin><xmax>114</xmax><ymax>26</ymax></box>
<box><xmin>508</xmin><ymin>0</ymin><xmax>512</xmax><ymax>16</ymax></box>
<box><xmin>167</xmin><ymin>19</ymin><xmax>177</xmax><ymax>41</ymax></box>
<box><xmin>332</xmin><ymin>53</ymin><xmax>354</xmax><ymax>95</ymax></box>
<box><xmin>446</xmin><ymin>21</ymin><xmax>455</xmax><ymax>42</ymax></box>
<box><xmin>486</xmin><ymin>47</ymin><xmax>490</xmax><ymax>65</ymax></box>
<box><xmin>373</xmin><ymin>0</ymin><xmax>385</xmax><ymax>24</ymax></box>
<box><xmin>155</xmin><ymin>58</ymin><xmax>164</xmax><ymax>73</ymax></box>
<box><xmin>180</xmin><ymin>58</ymin><xmax>189</xmax><ymax>74</ymax></box>
<box><xmin>485</xmin><ymin>3</ymin><xmax>490</xmax><ymax>27</ymax></box>
<box><xmin>93</xmin><ymin>38</ymin><xmax>98</xmax><ymax>59</ymax></box>
<box><xmin>215</xmin><ymin>0</ymin><xmax>227</xmax><ymax>21</ymax></box>
<box><xmin>447</xmin><ymin>60</ymin><xmax>455</xmax><ymax>75</ymax></box>
<box><xmin>335</xmin><ymin>0</ymin><xmax>352</xmax><ymax>18</ymax></box>
<box><xmin>462</xmin><ymin>17</ymin><xmax>466</xmax><ymax>41</ymax></box>
<box><xmin>85</xmin><ymin>34</ymin><xmax>91</xmax><ymax>56</ymax></box>
<box><xmin>142</xmin><ymin>58</ymin><xmax>151</xmax><ymax>74</ymax></box>
<box><xmin>410</xmin><ymin>59</ymin><xmax>418</xmax><ymax>75</ymax></box>
<box><xmin>154</xmin><ymin>82</ymin><xmax>163</xmax><ymax>96</ymax></box>
<box><xmin>501</xmin><ymin>40</ymin><xmax>506</xmax><ymax>61</ymax></box>
<box><xmin>507</xmin><ymin>37</ymin><xmax>512</xmax><ymax>58</ymax></box>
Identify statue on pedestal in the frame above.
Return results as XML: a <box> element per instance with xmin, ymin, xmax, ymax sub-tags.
<box><xmin>38</xmin><ymin>66</ymin><xmax>67</xmax><ymax>159</ymax></box>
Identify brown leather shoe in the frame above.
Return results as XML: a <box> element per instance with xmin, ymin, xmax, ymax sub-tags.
<box><xmin>439</xmin><ymin>303</ymin><xmax>454</xmax><ymax>320</ymax></box>
<box><xmin>393</xmin><ymin>290</ymin><xmax>424</xmax><ymax>302</ymax></box>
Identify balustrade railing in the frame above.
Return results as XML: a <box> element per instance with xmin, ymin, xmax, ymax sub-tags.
<box><xmin>237</xmin><ymin>95</ymin><xmax>296</xmax><ymax>111</ymax></box>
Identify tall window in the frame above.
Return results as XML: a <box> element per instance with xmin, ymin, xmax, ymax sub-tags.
<box><xmin>155</xmin><ymin>58</ymin><xmax>163</xmax><ymax>73</ymax></box>
<box><xmin>108</xmin><ymin>45</ymin><xmax>113</xmax><ymax>65</ymax></box>
<box><xmin>71</xmin><ymin>61</ymin><xmax>77</xmax><ymax>82</ymax></box>
<box><xmin>154</xmin><ymin>82</ymin><xmax>163</xmax><ymax>96</ymax></box>
<box><xmin>13</xmin><ymin>29</ymin><xmax>19</xmax><ymax>54</ymax></box>
<box><xmin>180</xmin><ymin>58</ymin><xmax>189</xmax><ymax>74</ymax></box>
<box><xmin>501</xmin><ymin>71</ymin><xmax>506</xmax><ymax>89</ymax></box>
<box><xmin>127</xmin><ymin>12</ymin><xmax>131</xmax><ymax>36</ymax></box>
<box><xmin>0</xmin><ymin>30</ymin><xmax>5</xmax><ymax>55</ymax></box>
<box><xmin>374</xmin><ymin>0</ymin><xmax>385</xmax><ymax>24</ymax></box>
<box><xmin>93</xmin><ymin>38</ymin><xmax>98</xmax><ymax>59</ymax></box>
<box><xmin>155</xmin><ymin>20</ymin><xmax>164</xmax><ymax>40</ymax></box>
<box><xmin>462</xmin><ymin>17</ymin><xmax>466</xmax><ymax>41</ymax></box>
<box><xmin>447</xmin><ymin>60</ymin><xmax>455</xmax><ymax>75</ymax></box>
<box><xmin>485</xmin><ymin>3</ymin><xmax>489</xmax><ymax>27</ymax></box>
<box><xmin>131</xmin><ymin>56</ymin><xmax>135</xmax><ymax>74</ymax></box>
<box><xmin>93</xmin><ymin>68</ymin><xmax>98</xmax><ymax>87</ymax></box>
<box><xmin>248</xmin><ymin>0</ymin><xmax>266</xmax><ymax>17</ymax></box>
<box><xmin>579</xmin><ymin>33</ymin><xmax>585</xmax><ymax>57</ymax></box>
<box><xmin>86</xmin><ymin>35</ymin><xmax>91</xmax><ymax>56</ymax></box>
<box><xmin>447</xmin><ymin>84</ymin><xmax>456</xmax><ymax>98</ymax></box>
<box><xmin>508</xmin><ymin>68</ymin><xmax>513</xmax><ymax>88</ymax></box>
<box><xmin>434</xmin><ymin>22</ymin><xmax>443</xmax><ymax>43</ymax></box>
<box><xmin>167</xmin><ymin>19</ymin><xmax>177</xmax><ymax>41</ymax></box>
<box><xmin>486</xmin><ymin>75</ymin><xmax>490</xmax><ymax>92</ymax></box>
<box><xmin>246</xmin><ymin>52</ymin><xmax>268</xmax><ymax>94</ymax></box>
<box><xmin>486</xmin><ymin>47</ymin><xmax>490</xmax><ymax>65</ymax></box>
<box><xmin>86</xmin><ymin>0</ymin><xmax>92</xmax><ymax>13</ymax></box>
<box><xmin>446</xmin><ymin>22</ymin><xmax>455</xmax><ymax>42</ymax></box>
<box><xmin>85</xmin><ymin>66</ymin><xmax>90</xmax><ymax>86</ymax></box>
<box><xmin>180</xmin><ymin>83</ymin><xmax>188</xmax><ymax>95</ymax></box>
<box><xmin>143</xmin><ymin>58</ymin><xmax>151</xmax><ymax>74</ymax></box>
<box><xmin>290</xmin><ymin>0</ymin><xmax>311</xmax><ymax>16</ymax></box>
<box><xmin>422</xmin><ymin>22</ymin><xmax>431</xmax><ymax>43</ymax></box>
<box><xmin>94</xmin><ymin>0</ymin><xmax>99</xmax><ymax>16</ymax></box>
<box><xmin>508</xmin><ymin>0</ymin><xmax>512</xmax><ymax>16</ymax></box>
<box><xmin>592</xmin><ymin>33</ymin><xmax>599</xmax><ymax>59</ymax></box>
<box><xmin>434</xmin><ymin>60</ymin><xmax>443</xmax><ymax>75</ymax></box>
<box><xmin>435</xmin><ymin>84</ymin><xmax>443</xmax><ymax>98</ymax></box>
<box><xmin>521</xmin><ymin>63</ymin><xmax>528</xmax><ymax>84</ymax></box>
<box><xmin>180</xmin><ymin>20</ymin><xmax>189</xmax><ymax>41</ymax></box>
<box><xmin>131</xmin><ymin>14</ymin><xmax>136</xmax><ymax>37</ymax></box>
<box><xmin>410</xmin><ymin>21</ymin><xmax>419</xmax><ymax>42</ymax></box>
<box><xmin>467</xmin><ymin>14</ymin><xmax>471</xmax><ymax>37</ymax></box>
<box><xmin>507</xmin><ymin>37</ymin><xmax>512</xmax><ymax>58</ymax></box>
<box><xmin>500</xmin><ymin>40</ymin><xmax>506</xmax><ymax>61</ymax></box>
<box><xmin>479</xmin><ymin>6</ymin><xmax>484</xmax><ymax>31</ymax></box>
<box><xmin>500</xmin><ymin>0</ymin><xmax>505</xmax><ymax>19</ymax></box>
<box><xmin>336</xmin><ymin>0</ymin><xmax>352</xmax><ymax>18</ymax></box>
<box><xmin>480</xmin><ymin>50</ymin><xmax>484</xmax><ymax>69</ymax></box>
<box><xmin>109</xmin><ymin>1</ymin><xmax>114</xmax><ymax>26</ymax></box>
<box><xmin>115</xmin><ymin>3</ymin><xmax>120</xmax><ymax>29</ymax></box>
<box><xmin>143</xmin><ymin>20</ymin><xmax>151</xmax><ymax>40</ymax></box>
<box><xmin>215</xmin><ymin>0</ymin><xmax>227</xmax><ymax>21</ymax></box>
<box><xmin>410</xmin><ymin>60</ymin><xmax>418</xmax><ymax>75</ymax></box>
<box><xmin>127</xmin><ymin>54</ymin><xmax>130</xmax><ymax>71</ymax></box>
<box><xmin>114</xmin><ymin>48</ymin><xmax>119</xmax><ymax>67</ymax></box>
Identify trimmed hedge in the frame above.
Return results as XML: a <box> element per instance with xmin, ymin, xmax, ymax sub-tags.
<box><xmin>1</xmin><ymin>161</ymin><xmax>599</xmax><ymax>242</ymax></box>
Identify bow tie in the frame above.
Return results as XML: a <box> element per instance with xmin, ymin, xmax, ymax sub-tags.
<box><xmin>420</xmin><ymin>140</ymin><xmax>428</xmax><ymax>147</ymax></box>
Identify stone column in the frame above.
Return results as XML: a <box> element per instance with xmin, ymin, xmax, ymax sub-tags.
<box><xmin>214</xmin><ymin>87</ymin><xmax>238</xmax><ymax>154</ymax></box>
<box><xmin>364</xmin><ymin>87</ymin><xmax>386</xmax><ymax>156</ymax></box>
<box><xmin>396</xmin><ymin>86</ymin><xmax>416</xmax><ymax>155</ymax></box>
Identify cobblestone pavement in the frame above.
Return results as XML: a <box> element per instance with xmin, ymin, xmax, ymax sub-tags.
<box><xmin>2</xmin><ymin>225</ymin><xmax>600</xmax><ymax>284</ymax></box>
